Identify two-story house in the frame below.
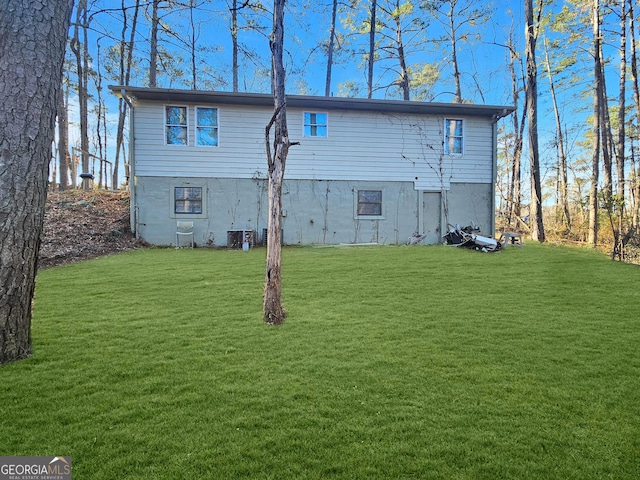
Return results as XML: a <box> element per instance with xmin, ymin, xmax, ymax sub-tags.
<box><xmin>109</xmin><ymin>86</ymin><xmax>513</xmax><ymax>247</ymax></box>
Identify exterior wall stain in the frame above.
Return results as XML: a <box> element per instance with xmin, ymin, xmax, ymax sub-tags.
<box><xmin>135</xmin><ymin>176</ymin><xmax>492</xmax><ymax>247</ymax></box>
<box><xmin>124</xmin><ymin>95</ymin><xmax>507</xmax><ymax>247</ymax></box>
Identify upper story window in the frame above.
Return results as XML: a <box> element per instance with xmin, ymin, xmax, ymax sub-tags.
<box><xmin>165</xmin><ymin>106</ymin><xmax>188</xmax><ymax>145</ymax></box>
<box><xmin>357</xmin><ymin>190</ymin><xmax>382</xmax><ymax>217</ymax></box>
<box><xmin>303</xmin><ymin>112</ymin><xmax>327</xmax><ymax>137</ymax></box>
<box><xmin>196</xmin><ymin>107</ymin><xmax>219</xmax><ymax>146</ymax></box>
<box><xmin>444</xmin><ymin>119</ymin><xmax>464</xmax><ymax>155</ymax></box>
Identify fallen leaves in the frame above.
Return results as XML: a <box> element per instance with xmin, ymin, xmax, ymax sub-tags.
<box><xmin>39</xmin><ymin>190</ymin><xmax>143</xmax><ymax>268</ymax></box>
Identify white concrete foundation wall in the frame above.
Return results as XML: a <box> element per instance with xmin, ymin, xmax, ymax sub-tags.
<box><xmin>445</xmin><ymin>182</ymin><xmax>494</xmax><ymax>235</ymax></box>
<box><xmin>133</xmin><ymin>176</ymin><xmax>492</xmax><ymax>247</ymax></box>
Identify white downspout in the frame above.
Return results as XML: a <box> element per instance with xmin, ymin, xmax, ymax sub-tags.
<box><xmin>121</xmin><ymin>89</ymin><xmax>138</xmax><ymax>239</ymax></box>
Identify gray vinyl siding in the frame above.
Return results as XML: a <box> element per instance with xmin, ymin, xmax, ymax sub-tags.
<box><xmin>133</xmin><ymin>101</ymin><xmax>494</xmax><ymax>190</ymax></box>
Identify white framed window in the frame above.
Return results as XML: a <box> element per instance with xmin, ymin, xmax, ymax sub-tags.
<box><xmin>444</xmin><ymin>119</ymin><xmax>464</xmax><ymax>155</ymax></box>
<box><xmin>165</xmin><ymin>105</ymin><xmax>188</xmax><ymax>145</ymax></box>
<box><xmin>303</xmin><ymin>112</ymin><xmax>328</xmax><ymax>137</ymax></box>
<box><xmin>196</xmin><ymin>107</ymin><xmax>219</xmax><ymax>146</ymax></box>
<box><xmin>356</xmin><ymin>189</ymin><xmax>383</xmax><ymax>218</ymax></box>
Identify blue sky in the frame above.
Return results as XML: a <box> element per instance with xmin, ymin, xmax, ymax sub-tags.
<box><xmin>66</xmin><ymin>0</ymin><xmax>617</xmax><ymax>193</ymax></box>
<box><xmin>87</xmin><ymin>0</ymin><xmax>527</xmax><ymax>104</ymax></box>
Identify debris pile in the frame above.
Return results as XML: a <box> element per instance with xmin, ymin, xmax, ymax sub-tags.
<box><xmin>444</xmin><ymin>224</ymin><xmax>502</xmax><ymax>252</ymax></box>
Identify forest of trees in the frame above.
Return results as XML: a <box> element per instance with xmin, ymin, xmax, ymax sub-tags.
<box><xmin>55</xmin><ymin>0</ymin><xmax>640</xmax><ymax>259</ymax></box>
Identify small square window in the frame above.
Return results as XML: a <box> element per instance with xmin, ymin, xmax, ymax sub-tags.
<box><xmin>303</xmin><ymin>112</ymin><xmax>327</xmax><ymax>137</ymax></box>
<box><xmin>196</xmin><ymin>107</ymin><xmax>219</xmax><ymax>146</ymax></box>
<box><xmin>445</xmin><ymin>119</ymin><xmax>463</xmax><ymax>154</ymax></box>
<box><xmin>175</xmin><ymin>187</ymin><xmax>202</xmax><ymax>214</ymax></box>
<box><xmin>166</xmin><ymin>106</ymin><xmax>188</xmax><ymax>145</ymax></box>
<box><xmin>357</xmin><ymin>190</ymin><xmax>382</xmax><ymax>216</ymax></box>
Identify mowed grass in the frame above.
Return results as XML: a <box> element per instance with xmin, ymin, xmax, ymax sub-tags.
<box><xmin>1</xmin><ymin>244</ymin><xmax>639</xmax><ymax>479</ymax></box>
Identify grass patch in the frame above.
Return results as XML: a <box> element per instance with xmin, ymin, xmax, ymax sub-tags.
<box><xmin>1</xmin><ymin>244</ymin><xmax>639</xmax><ymax>479</ymax></box>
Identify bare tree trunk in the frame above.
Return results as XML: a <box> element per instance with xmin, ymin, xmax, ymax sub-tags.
<box><xmin>70</xmin><ymin>138</ymin><xmax>77</xmax><ymax>189</ymax></box>
<box><xmin>70</xmin><ymin>0</ymin><xmax>90</xmax><ymax>190</ymax></box>
<box><xmin>616</xmin><ymin>0</ymin><xmax>627</xmax><ymax>202</ymax></box>
<box><xmin>589</xmin><ymin>126</ymin><xmax>601</xmax><ymax>247</ymax></box>
<box><xmin>629</xmin><ymin>0</ymin><xmax>640</xmax><ymax>230</ymax></box>
<box><xmin>632</xmin><ymin>142</ymin><xmax>640</xmax><ymax>230</ymax></box>
<box><xmin>189</xmin><ymin>0</ymin><xmax>197</xmax><ymax>89</ymax></box>
<box><xmin>264</xmin><ymin>0</ymin><xmax>290</xmax><ymax>325</ymax></box>
<box><xmin>507</xmin><ymin>30</ymin><xmax>523</xmax><ymax>227</ymax></box>
<box><xmin>449</xmin><ymin>1</ymin><xmax>462</xmax><ymax>103</ymax></box>
<box><xmin>544</xmin><ymin>39</ymin><xmax>570</xmax><ymax>230</ymax></box>
<box><xmin>96</xmin><ymin>40</ymin><xmax>106</xmax><ymax>189</ymax></box>
<box><xmin>114</xmin><ymin>0</ymin><xmax>140</xmax><ymax>189</ymax></box>
<box><xmin>510</xmin><ymin>107</ymin><xmax>525</xmax><ymax>226</ymax></box>
<box><xmin>231</xmin><ymin>0</ymin><xmax>239</xmax><ymax>92</ymax></box>
<box><xmin>610</xmin><ymin>0</ymin><xmax>628</xmax><ymax>259</ymax></box>
<box><xmin>325</xmin><ymin>0</ymin><xmax>338</xmax><ymax>96</ymax></box>
<box><xmin>394</xmin><ymin>3</ymin><xmax>410</xmax><ymax>101</ymax></box>
<box><xmin>0</xmin><ymin>0</ymin><xmax>73</xmax><ymax>364</ymax></box>
<box><xmin>57</xmin><ymin>81</ymin><xmax>69</xmax><ymax>191</ymax></box>
<box><xmin>525</xmin><ymin>0</ymin><xmax>545</xmax><ymax>242</ymax></box>
<box><xmin>600</xmin><ymin>35</ymin><xmax>614</xmax><ymax>201</ymax></box>
<box><xmin>149</xmin><ymin>0</ymin><xmax>160</xmax><ymax>87</ymax></box>
<box><xmin>367</xmin><ymin>0</ymin><xmax>377</xmax><ymax>99</ymax></box>
<box><xmin>589</xmin><ymin>0</ymin><xmax>602</xmax><ymax>247</ymax></box>
<box><xmin>630</xmin><ymin>0</ymin><xmax>640</xmax><ymax>142</ymax></box>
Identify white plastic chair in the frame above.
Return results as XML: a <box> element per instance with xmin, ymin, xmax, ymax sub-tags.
<box><xmin>175</xmin><ymin>221</ymin><xmax>194</xmax><ymax>248</ymax></box>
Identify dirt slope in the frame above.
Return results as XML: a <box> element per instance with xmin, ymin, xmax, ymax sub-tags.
<box><xmin>39</xmin><ymin>190</ymin><xmax>142</xmax><ymax>268</ymax></box>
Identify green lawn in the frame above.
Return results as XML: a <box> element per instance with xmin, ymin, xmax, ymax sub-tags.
<box><xmin>1</xmin><ymin>244</ymin><xmax>639</xmax><ymax>479</ymax></box>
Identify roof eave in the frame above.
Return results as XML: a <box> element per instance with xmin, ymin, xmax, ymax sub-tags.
<box><xmin>109</xmin><ymin>85</ymin><xmax>515</xmax><ymax>118</ymax></box>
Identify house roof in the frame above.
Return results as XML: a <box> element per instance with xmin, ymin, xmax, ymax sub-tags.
<box><xmin>109</xmin><ymin>85</ymin><xmax>515</xmax><ymax>119</ymax></box>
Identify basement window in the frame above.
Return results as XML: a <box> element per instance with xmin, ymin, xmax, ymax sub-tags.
<box><xmin>444</xmin><ymin>119</ymin><xmax>464</xmax><ymax>155</ymax></box>
<box><xmin>165</xmin><ymin>106</ymin><xmax>188</xmax><ymax>145</ymax></box>
<box><xmin>303</xmin><ymin>112</ymin><xmax>328</xmax><ymax>137</ymax></box>
<box><xmin>357</xmin><ymin>190</ymin><xmax>383</xmax><ymax>217</ymax></box>
<box><xmin>174</xmin><ymin>187</ymin><xmax>202</xmax><ymax>214</ymax></box>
